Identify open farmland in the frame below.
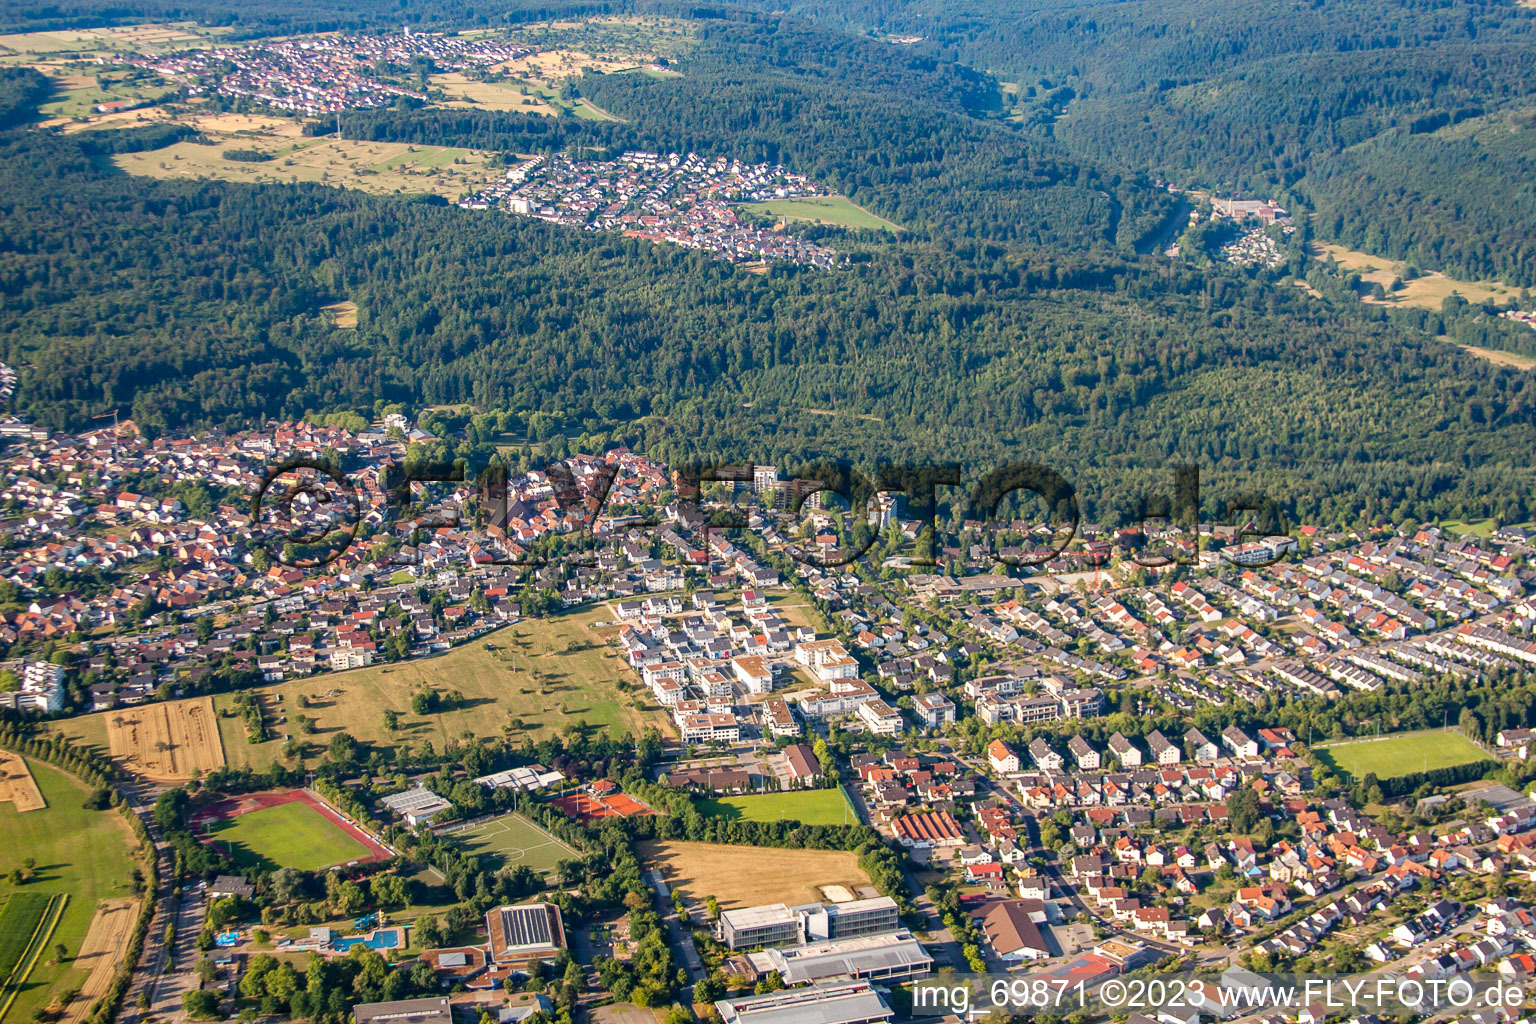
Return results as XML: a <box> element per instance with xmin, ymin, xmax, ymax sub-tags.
<box><xmin>1456</xmin><ymin>344</ymin><xmax>1536</xmax><ymax>370</ymax></box>
<box><xmin>640</xmin><ymin>840</ymin><xmax>870</xmax><ymax>910</ymax></box>
<box><xmin>35</xmin><ymin>72</ymin><xmax>174</xmax><ymax>121</ymax></box>
<box><xmin>0</xmin><ymin>22</ymin><xmax>228</xmax><ymax>61</ymax></box>
<box><xmin>59</xmin><ymin>898</ymin><xmax>137</xmax><ymax>1024</ymax></box>
<box><xmin>1313</xmin><ymin>241</ymin><xmax>1518</xmax><ymax>309</ymax></box>
<box><xmin>0</xmin><ymin>759</ymin><xmax>140</xmax><ymax>1024</ymax></box>
<box><xmin>214</xmin><ymin>612</ymin><xmax>669</xmax><ymax>770</ymax></box>
<box><xmin>115</xmin><ymin>133</ymin><xmax>501</xmax><ymax>199</ymax></box>
<box><xmin>430</xmin><ymin>73</ymin><xmax>559</xmax><ymax>114</ymax></box>
<box><xmin>0</xmin><ymin>893</ymin><xmax>56</xmax><ymax>1009</ymax></box>
<box><xmin>738</xmin><ymin>196</ymin><xmax>900</xmax><ymax>232</ymax></box>
<box><xmin>1314</xmin><ymin>730</ymin><xmax>1492</xmax><ymax>780</ymax></box>
<box><xmin>698</xmin><ymin>789</ymin><xmax>857</xmax><ymax>826</ymax></box>
<box><xmin>102</xmin><ymin>697</ymin><xmax>224</xmax><ymax>781</ymax></box>
<box><xmin>0</xmin><ymin>752</ymin><xmax>43</xmax><ymax>813</ymax></box>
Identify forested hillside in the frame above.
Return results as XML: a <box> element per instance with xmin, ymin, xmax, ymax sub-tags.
<box><xmin>0</xmin><ymin>4</ymin><xmax>1534</xmax><ymax>528</ymax></box>
<box><xmin>3</xmin><ymin>116</ymin><xmax>1536</xmax><ymax>527</ymax></box>
<box><xmin>337</xmin><ymin>20</ymin><xmax>1171</xmax><ymax>252</ymax></box>
<box><xmin>759</xmin><ymin>0</ymin><xmax>1535</xmax><ymax>95</ymax></box>
<box><xmin>757</xmin><ymin>0</ymin><xmax>1536</xmax><ymax>285</ymax></box>
<box><xmin>1303</xmin><ymin>112</ymin><xmax>1536</xmax><ymax>288</ymax></box>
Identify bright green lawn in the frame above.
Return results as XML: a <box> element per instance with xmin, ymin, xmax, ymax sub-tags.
<box><xmin>737</xmin><ymin>195</ymin><xmax>899</xmax><ymax>232</ymax></box>
<box><xmin>451</xmin><ymin>812</ymin><xmax>578</xmax><ymax>875</ymax></box>
<box><xmin>699</xmin><ymin>788</ymin><xmax>857</xmax><ymax>826</ymax></box>
<box><xmin>0</xmin><ymin>759</ymin><xmax>140</xmax><ymax>1024</ymax></box>
<box><xmin>202</xmin><ymin>801</ymin><xmax>370</xmax><ymax>872</ymax></box>
<box><xmin>1315</xmin><ymin>730</ymin><xmax>1492</xmax><ymax>780</ymax></box>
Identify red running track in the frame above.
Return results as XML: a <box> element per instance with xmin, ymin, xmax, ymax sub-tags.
<box><xmin>192</xmin><ymin>788</ymin><xmax>393</xmax><ymax>864</ymax></box>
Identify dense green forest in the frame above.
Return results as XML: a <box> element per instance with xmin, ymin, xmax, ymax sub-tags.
<box><xmin>0</xmin><ymin>66</ymin><xmax>50</xmax><ymax>128</ymax></box>
<box><xmin>3</xmin><ymin>112</ymin><xmax>1536</xmax><ymax>527</ymax></box>
<box><xmin>2</xmin><ymin>7</ymin><xmax>1535</xmax><ymax>528</ymax></box>
<box><xmin>749</xmin><ymin>0</ymin><xmax>1536</xmax><ymax>285</ymax></box>
<box><xmin>757</xmin><ymin>0</ymin><xmax>1536</xmax><ymax>95</ymax></box>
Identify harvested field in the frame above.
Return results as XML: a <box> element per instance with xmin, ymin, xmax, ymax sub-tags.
<box><xmin>1458</xmin><ymin>344</ymin><xmax>1536</xmax><ymax>370</ymax></box>
<box><xmin>322</xmin><ymin>300</ymin><xmax>358</xmax><ymax>328</ymax></box>
<box><xmin>60</xmin><ymin>898</ymin><xmax>137</xmax><ymax>1024</ymax></box>
<box><xmin>0</xmin><ymin>751</ymin><xmax>44</xmax><ymax>813</ymax></box>
<box><xmin>640</xmin><ymin>840</ymin><xmax>870</xmax><ymax>910</ymax></box>
<box><xmin>430</xmin><ymin>73</ymin><xmax>557</xmax><ymax>114</ymax></box>
<box><xmin>115</xmin><ymin>135</ymin><xmax>500</xmax><ymax>199</ymax></box>
<box><xmin>104</xmin><ymin>697</ymin><xmax>224</xmax><ymax>781</ymax></box>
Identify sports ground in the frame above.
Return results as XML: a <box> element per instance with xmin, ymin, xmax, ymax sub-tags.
<box><xmin>447</xmin><ymin>813</ymin><xmax>579</xmax><ymax>875</ymax></box>
<box><xmin>1314</xmin><ymin>730</ymin><xmax>1492</xmax><ymax>780</ymax></box>
<box><xmin>698</xmin><ymin>788</ymin><xmax>858</xmax><ymax>826</ymax></box>
<box><xmin>552</xmin><ymin>790</ymin><xmax>652</xmax><ymax>824</ymax></box>
<box><xmin>195</xmin><ymin>790</ymin><xmax>388</xmax><ymax>871</ymax></box>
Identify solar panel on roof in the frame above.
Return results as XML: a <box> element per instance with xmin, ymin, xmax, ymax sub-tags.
<box><xmin>498</xmin><ymin>906</ymin><xmax>553</xmax><ymax>948</ymax></box>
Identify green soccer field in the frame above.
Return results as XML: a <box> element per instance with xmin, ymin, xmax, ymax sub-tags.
<box><xmin>698</xmin><ymin>788</ymin><xmax>858</xmax><ymax>826</ymax></box>
<box><xmin>203</xmin><ymin>802</ymin><xmax>372</xmax><ymax>872</ymax></box>
<box><xmin>452</xmin><ymin>813</ymin><xmax>578</xmax><ymax>875</ymax></box>
<box><xmin>1315</xmin><ymin>731</ymin><xmax>1492</xmax><ymax>780</ymax></box>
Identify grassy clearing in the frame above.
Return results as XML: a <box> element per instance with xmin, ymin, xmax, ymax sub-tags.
<box><xmin>202</xmin><ymin>801</ymin><xmax>370</xmax><ymax>872</ymax></box>
<box><xmin>115</xmin><ymin>136</ymin><xmax>499</xmax><ymax>199</ymax></box>
<box><xmin>322</xmin><ymin>300</ymin><xmax>358</xmax><ymax>328</ymax></box>
<box><xmin>1313</xmin><ymin>241</ymin><xmax>1517</xmax><ymax>309</ymax></box>
<box><xmin>698</xmin><ymin>789</ymin><xmax>857</xmax><ymax>826</ymax></box>
<box><xmin>1314</xmin><ymin>730</ymin><xmax>1491</xmax><ymax>780</ymax></box>
<box><xmin>1441</xmin><ymin>518</ymin><xmax>1500</xmax><ymax>538</ymax></box>
<box><xmin>212</xmin><ymin>610</ymin><xmax>669</xmax><ymax>770</ymax></box>
<box><xmin>35</xmin><ymin>75</ymin><xmax>175</xmax><ymax>120</ymax></box>
<box><xmin>640</xmin><ymin>840</ymin><xmax>870</xmax><ymax>910</ymax></box>
<box><xmin>0</xmin><ymin>759</ymin><xmax>139</xmax><ymax>1024</ymax></box>
<box><xmin>431</xmin><ymin>73</ymin><xmax>559</xmax><ymax>114</ymax></box>
<box><xmin>1456</xmin><ymin>344</ymin><xmax>1536</xmax><ymax>370</ymax></box>
<box><xmin>449</xmin><ymin>812</ymin><xmax>578</xmax><ymax>875</ymax></box>
<box><xmin>738</xmin><ymin>195</ymin><xmax>899</xmax><ymax>232</ymax></box>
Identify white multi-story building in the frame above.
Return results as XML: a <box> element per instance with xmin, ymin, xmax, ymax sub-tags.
<box><xmin>857</xmin><ymin>699</ymin><xmax>903</xmax><ymax>736</ymax></box>
<box><xmin>680</xmin><ymin>712</ymin><xmax>740</xmax><ymax>745</ymax></box>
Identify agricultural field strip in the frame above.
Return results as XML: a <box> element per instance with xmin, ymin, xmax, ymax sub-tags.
<box><xmin>0</xmin><ymin>893</ymin><xmax>68</xmax><ymax>1022</ymax></box>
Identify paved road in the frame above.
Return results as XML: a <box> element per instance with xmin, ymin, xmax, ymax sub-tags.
<box><xmin>119</xmin><ymin>783</ymin><xmax>180</xmax><ymax>1024</ymax></box>
<box><xmin>644</xmin><ymin>869</ymin><xmax>706</xmax><ymax>986</ymax></box>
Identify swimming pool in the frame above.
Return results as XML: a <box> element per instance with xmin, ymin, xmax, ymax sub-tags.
<box><xmin>332</xmin><ymin>928</ymin><xmax>401</xmax><ymax>952</ymax></box>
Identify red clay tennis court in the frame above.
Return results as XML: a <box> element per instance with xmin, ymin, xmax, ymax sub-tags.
<box><xmin>552</xmin><ymin>790</ymin><xmax>653</xmax><ymax>823</ymax></box>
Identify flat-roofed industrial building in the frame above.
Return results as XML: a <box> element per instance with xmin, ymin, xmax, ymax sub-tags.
<box><xmin>353</xmin><ymin>997</ymin><xmax>452</xmax><ymax>1024</ymax></box>
<box><xmin>715</xmin><ymin>981</ymin><xmax>894</xmax><ymax>1024</ymax></box>
<box><xmin>718</xmin><ymin>897</ymin><xmax>900</xmax><ymax>951</ymax></box>
<box><xmin>745</xmin><ymin>931</ymin><xmax>932</xmax><ymax>986</ymax></box>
